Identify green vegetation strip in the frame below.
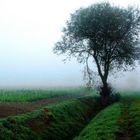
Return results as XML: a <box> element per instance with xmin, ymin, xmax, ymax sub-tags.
<box><xmin>0</xmin><ymin>96</ymin><xmax>101</xmax><ymax>140</ymax></box>
<box><xmin>0</xmin><ymin>88</ymin><xmax>90</xmax><ymax>102</ymax></box>
<box><xmin>73</xmin><ymin>103</ymin><xmax>121</xmax><ymax>140</ymax></box>
<box><xmin>129</xmin><ymin>100</ymin><xmax>140</xmax><ymax>139</ymax></box>
<box><xmin>117</xmin><ymin>98</ymin><xmax>140</xmax><ymax>139</ymax></box>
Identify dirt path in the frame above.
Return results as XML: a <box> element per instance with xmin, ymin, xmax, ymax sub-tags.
<box><xmin>0</xmin><ymin>96</ymin><xmax>80</xmax><ymax>118</ymax></box>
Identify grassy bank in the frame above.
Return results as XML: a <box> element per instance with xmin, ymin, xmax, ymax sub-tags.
<box><xmin>74</xmin><ymin>95</ymin><xmax>140</xmax><ymax>140</ymax></box>
<box><xmin>117</xmin><ymin>98</ymin><xmax>140</xmax><ymax>139</ymax></box>
<box><xmin>73</xmin><ymin>103</ymin><xmax>121</xmax><ymax>140</ymax></box>
<box><xmin>0</xmin><ymin>96</ymin><xmax>101</xmax><ymax>140</ymax></box>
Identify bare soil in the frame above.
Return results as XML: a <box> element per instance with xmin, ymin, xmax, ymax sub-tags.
<box><xmin>0</xmin><ymin>96</ymin><xmax>77</xmax><ymax>118</ymax></box>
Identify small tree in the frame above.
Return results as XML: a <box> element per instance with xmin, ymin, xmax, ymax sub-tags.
<box><xmin>54</xmin><ymin>2</ymin><xmax>140</xmax><ymax>100</ymax></box>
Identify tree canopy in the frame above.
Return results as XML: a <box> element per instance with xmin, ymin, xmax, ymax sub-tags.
<box><xmin>54</xmin><ymin>2</ymin><xmax>140</xmax><ymax>98</ymax></box>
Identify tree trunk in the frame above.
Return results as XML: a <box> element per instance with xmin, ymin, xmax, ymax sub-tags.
<box><xmin>100</xmin><ymin>78</ymin><xmax>111</xmax><ymax>105</ymax></box>
<box><xmin>93</xmin><ymin>55</ymin><xmax>111</xmax><ymax>105</ymax></box>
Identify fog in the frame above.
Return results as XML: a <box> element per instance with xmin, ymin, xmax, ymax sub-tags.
<box><xmin>0</xmin><ymin>0</ymin><xmax>140</xmax><ymax>89</ymax></box>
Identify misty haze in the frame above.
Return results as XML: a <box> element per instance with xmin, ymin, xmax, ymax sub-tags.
<box><xmin>0</xmin><ymin>0</ymin><xmax>140</xmax><ymax>140</ymax></box>
<box><xmin>0</xmin><ymin>0</ymin><xmax>139</xmax><ymax>90</ymax></box>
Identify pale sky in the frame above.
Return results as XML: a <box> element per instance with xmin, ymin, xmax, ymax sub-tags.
<box><xmin>0</xmin><ymin>0</ymin><xmax>140</xmax><ymax>89</ymax></box>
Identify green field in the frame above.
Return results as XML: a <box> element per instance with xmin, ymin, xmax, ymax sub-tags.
<box><xmin>0</xmin><ymin>88</ymin><xmax>92</xmax><ymax>102</ymax></box>
<box><xmin>0</xmin><ymin>90</ymin><xmax>139</xmax><ymax>139</ymax></box>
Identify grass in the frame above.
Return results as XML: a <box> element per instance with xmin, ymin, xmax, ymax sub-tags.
<box><xmin>117</xmin><ymin>97</ymin><xmax>140</xmax><ymax>139</ymax></box>
<box><xmin>129</xmin><ymin>99</ymin><xmax>140</xmax><ymax>139</ymax></box>
<box><xmin>73</xmin><ymin>103</ymin><xmax>121</xmax><ymax>140</ymax></box>
<box><xmin>0</xmin><ymin>89</ymin><xmax>140</xmax><ymax>140</ymax></box>
<box><xmin>0</xmin><ymin>88</ymin><xmax>94</xmax><ymax>102</ymax></box>
<box><xmin>0</xmin><ymin>96</ymin><xmax>101</xmax><ymax>140</ymax></box>
<box><xmin>119</xmin><ymin>90</ymin><xmax>140</xmax><ymax>99</ymax></box>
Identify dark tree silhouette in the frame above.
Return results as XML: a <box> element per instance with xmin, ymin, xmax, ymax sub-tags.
<box><xmin>54</xmin><ymin>2</ymin><xmax>140</xmax><ymax>100</ymax></box>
